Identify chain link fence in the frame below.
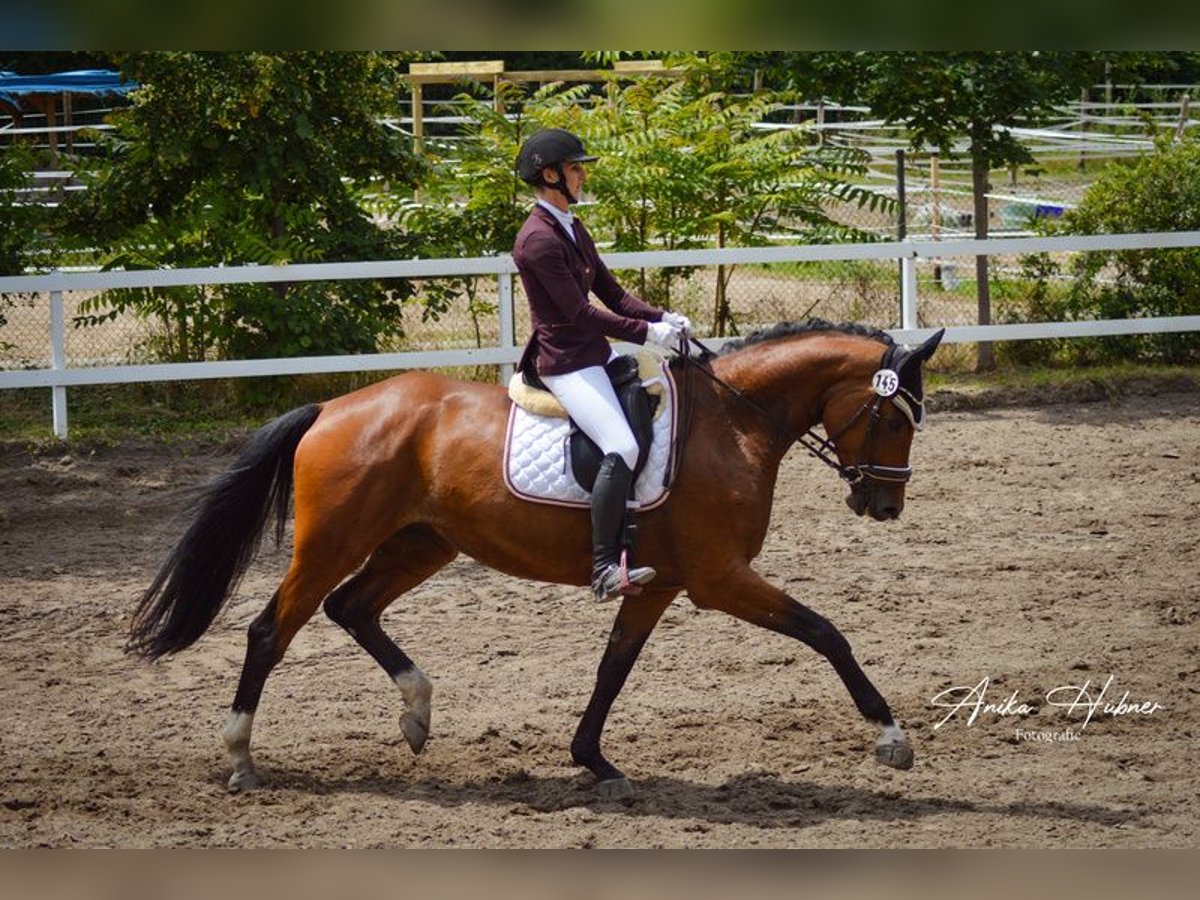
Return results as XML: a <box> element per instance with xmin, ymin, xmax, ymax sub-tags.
<box><xmin>1</xmin><ymin>291</ymin><xmax>160</xmax><ymax>370</ymax></box>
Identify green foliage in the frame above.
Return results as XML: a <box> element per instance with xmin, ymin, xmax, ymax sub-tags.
<box><xmin>583</xmin><ymin>59</ymin><xmax>886</xmax><ymax>333</ymax></box>
<box><xmin>1012</xmin><ymin>136</ymin><xmax>1200</xmax><ymax>364</ymax></box>
<box><xmin>0</xmin><ymin>142</ymin><xmax>54</xmax><ymax>346</ymax></box>
<box><xmin>59</xmin><ymin>52</ymin><xmax>424</xmax><ymax>366</ymax></box>
<box><xmin>374</xmin><ymin>81</ymin><xmax>542</xmax><ymax>347</ymax></box>
<box><xmin>0</xmin><ymin>143</ymin><xmax>45</xmax><ymax>277</ymax></box>
<box><xmin>392</xmin><ymin>59</ymin><xmax>890</xmax><ymax>336</ymax></box>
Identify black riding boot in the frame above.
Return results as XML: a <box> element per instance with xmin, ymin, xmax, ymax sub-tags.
<box><xmin>590</xmin><ymin>453</ymin><xmax>656</xmax><ymax>602</ymax></box>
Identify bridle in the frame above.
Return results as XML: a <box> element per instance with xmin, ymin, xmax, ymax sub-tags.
<box><xmin>678</xmin><ymin>336</ymin><xmax>925</xmax><ymax>487</ymax></box>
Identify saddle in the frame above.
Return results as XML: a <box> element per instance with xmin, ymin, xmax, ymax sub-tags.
<box><xmin>512</xmin><ymin>355</ymin><xmax>660</xmax><ymax>491</ymax></box>
<box><xmin>504</xmin><ymin>353</ymin><xmax>677</xmax><ymax>510</ymax></box>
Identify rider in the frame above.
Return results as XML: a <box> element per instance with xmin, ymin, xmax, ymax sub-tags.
<box><xmin>512</xmin><ymin>128</ymin><xmax>690</xmax><ymax>602</ymax></box>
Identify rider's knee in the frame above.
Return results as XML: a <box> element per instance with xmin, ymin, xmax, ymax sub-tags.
<box><xmin>609</xmin><ymin>435</ymin><xmax>639</xmax><ymax>471</ymax></box>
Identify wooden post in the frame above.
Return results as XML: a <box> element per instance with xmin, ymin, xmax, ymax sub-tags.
<box><xmin>63</xmin><ymin>90</ymin><xmax>73</xmax><ymax>155</ymax></box>
<box><xmin>43</xmin><ymin>94</ymin><xmax>58</xmax><ymax>157</ymax></box>
<box><xmin>972</xmin><ymin>154</ymin><xmax>995</xmax><ymax>371</ymax></box>
<box><xmin>406</xmin><ymin>61</ymin><xmax>509</xmax><ymax>160</ymax></box>
<box><xmin>1177</xmin><ymin>93</ymin><xmax>1191</xmax><ymax>142</ymax></box>
<box><xmin>411</xmin><ymin>81</ymin><xmax>424</xmax><ymax>156</ymax></box>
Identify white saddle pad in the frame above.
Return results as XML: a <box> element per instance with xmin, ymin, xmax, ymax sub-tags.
<box><xmin>503</xmin><ymin>362</ymin><xmax>677</xmax><ymax>510</ymax></box>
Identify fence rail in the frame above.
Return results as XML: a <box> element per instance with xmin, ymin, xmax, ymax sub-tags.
<box><xmin>3</xmin><ymin>231</ymin><xmax>1200</xmax><ymax>439</ymax></box>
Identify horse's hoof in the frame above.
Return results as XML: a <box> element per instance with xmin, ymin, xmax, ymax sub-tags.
<box><xmin>227</xmin><ymin>768</ymin><xmax>261</xmax><ymax>793</ymax></box>
<box><xmin>595</xmin><ymin>777</ymin><xmax>635</xmax><ymax>800</ymax></box>
<box><xmin>399</xmin><ymin>712</ymin><xmax>429</xmax><ymax>755</ymax></box>
<box><xmin>875</xmin><ymin>740</ymin><xmax>915</xmax><ymax>770</ymax></box>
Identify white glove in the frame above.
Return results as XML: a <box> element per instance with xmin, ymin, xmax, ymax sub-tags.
<box><xmin>647</xmin><ymin>320</ymin><xmax>683</xmax><ymax>348</ymax></box>
<box><xmin>662</xmin><ymin>311</ymin><xmax>692</xmax><ymax>335</ymax></box>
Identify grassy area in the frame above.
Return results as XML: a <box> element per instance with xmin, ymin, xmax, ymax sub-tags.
<box><xmin>3</xmin><ymin>360</ymin><xmax>1196</xmax><ymax>449</ymax></box>
<box><xmin>1</xmin><ymin>382</ymin><xmax>267</xmax><ymax>448</ymax></box>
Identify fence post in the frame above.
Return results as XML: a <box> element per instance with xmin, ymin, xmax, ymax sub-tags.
<box><xmin>50</xmin><ymin>290</ymin><xmax>68</xmax><ymax>440</ymax></box>
<box><xmin>895</xmin><ymin>148</ymin><xmax>907</xmax><ymax>326</ymax></box>
<box><xmin>900</xmin><ymin>254</ymin><xmax>919</xmax><ymax>331</ymax></box>
<box><xmin>498</xmin><ymin>270</ymin><xmax>515</xmax><ymax>384</ymax></box>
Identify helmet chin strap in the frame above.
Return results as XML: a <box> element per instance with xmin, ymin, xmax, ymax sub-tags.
<box><xmin>544</xmin><ymin>163</ymin><xmax>579</xmax><ymax>205</ymax></box>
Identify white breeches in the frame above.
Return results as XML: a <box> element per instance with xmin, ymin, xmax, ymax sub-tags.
<box><xmin>540</xmin><ymin>358</ymin><xmax>639</xmax><ymax>471</ymax></box>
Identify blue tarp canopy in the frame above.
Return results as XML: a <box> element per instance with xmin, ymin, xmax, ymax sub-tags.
<box><xmin>0</xmin><ymin>69</ymin><xmax>137</xmax><ymax>111</ymax></box>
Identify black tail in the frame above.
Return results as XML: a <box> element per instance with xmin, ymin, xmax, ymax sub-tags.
<box><xmin>127</xmin><ymin>404</ymin><xmax>323</xmax><ymax>660</ymax></box>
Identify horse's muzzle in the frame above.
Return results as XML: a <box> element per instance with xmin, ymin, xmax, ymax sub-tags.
<box><xmin>846</xmin><ymin>484</ymin><xmax>904</xmax><ymax>521</ymax></box>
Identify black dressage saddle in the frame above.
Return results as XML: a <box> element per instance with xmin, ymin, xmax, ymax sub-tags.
<box><xmin>523</xmin><ymin>354</ymin><xmax>658</xmax><ymax>493</ymax></box>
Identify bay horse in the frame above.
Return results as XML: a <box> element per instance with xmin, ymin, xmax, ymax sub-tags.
<box><xmin>129</xmin><ymin>319</ymin><xmax>943</xmax><ymax>799</ymax></box>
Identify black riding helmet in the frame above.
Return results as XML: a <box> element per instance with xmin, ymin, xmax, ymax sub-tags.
<box><xmin>516</xmin><ymin>128</ymin><xmax>598</xmax><ymax>204</ymax></box>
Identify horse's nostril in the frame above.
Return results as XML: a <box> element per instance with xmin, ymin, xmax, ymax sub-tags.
<box><xmin>873</xmin><ymin>502</ymin><xmax>901</xmax><ymax>521</ymax></box>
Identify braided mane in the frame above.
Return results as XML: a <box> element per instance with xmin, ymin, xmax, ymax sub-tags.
<box><xmin>717</xmin><ymin>319</ymin><xmax>894</xmax><ymax>357</ymax></box>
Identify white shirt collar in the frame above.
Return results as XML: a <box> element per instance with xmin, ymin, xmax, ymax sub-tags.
<box><xmin>536</xmin><ymin>198</ymin><xmax>577</xmax><ymax>241</ymax></box>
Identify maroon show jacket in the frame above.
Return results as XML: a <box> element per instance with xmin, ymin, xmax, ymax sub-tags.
<box><xmin>513</xmin><ymin>204</ymin><xmax>663</xmax><ymax>377</ymax></box>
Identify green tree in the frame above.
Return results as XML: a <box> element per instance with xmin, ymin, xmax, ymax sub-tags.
<box><xmin>61</xmin><ymin>51</ymin><xmax>424</xmax><ymax>364</ymax></box>
<box><xmin>400</xmin><ymin>56</ymin><xmax>889</xmax><ymax>338</ymax></box>
<box><xmin>0</xmin><ymin>142</ymin><xmax>52</xmax><ymax>346</ymax></box>
<box><xmin>380</xmin><ymin>81</ymin><xmax>538</xmax><ymax>352</ymax></box>
<box><xmin>566</xmin><ymin>57</ymin><xmax>888</xmax><ymax>338</ymax></box>
<box><xmin>757</xmin><ymin>51</ymin><xmax>1119</xmax><ymax>368</ymax></box>
<box><xmin>582</xmin><ymin>57</ymin><xmax>889</xmax><ymax>335</ymax></box>
<box><xmin>0</xmin><ymin>142</ymin><xmax>44</xmax><ymax>276</ymax></box>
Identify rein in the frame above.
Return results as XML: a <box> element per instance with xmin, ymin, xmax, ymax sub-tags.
<box><xmin>677</xmin><ymin>335</ymin><xmax>915</xmax><ymax>486</ymax></box>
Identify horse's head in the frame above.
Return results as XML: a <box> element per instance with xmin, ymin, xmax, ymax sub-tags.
<box><xmin>821</xmin><ymin>330</ymin><xmax>944</xmax><ymax>521</ymax></box>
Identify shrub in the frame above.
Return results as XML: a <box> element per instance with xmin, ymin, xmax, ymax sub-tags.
<box><xmin>1017</xmin><ymin>135</ymin><xmax>1200</xmax><ymax>364</ymax></box>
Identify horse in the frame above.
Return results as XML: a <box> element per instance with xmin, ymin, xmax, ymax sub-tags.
<box><xmin>128</xmin><ymin>319</ymin><xmax>944</xmax><ymax>799</ymax></box>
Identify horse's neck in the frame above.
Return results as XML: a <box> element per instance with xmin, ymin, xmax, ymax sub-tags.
<box><xmin>715</xmin><ymin>337</ymin><xmax>863</xmax><ymax>433</ymax></box>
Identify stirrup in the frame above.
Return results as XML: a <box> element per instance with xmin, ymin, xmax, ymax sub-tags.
<box><xmin>592</xmin><ymin>554</ymin><xmax>657</xmax><ymax>603</ymax></box>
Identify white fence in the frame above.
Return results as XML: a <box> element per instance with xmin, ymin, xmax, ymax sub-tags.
<box><xmin>3</xmin><ymin>231</ymin><xmax>1200</xmax><ymax>439</ymax></box>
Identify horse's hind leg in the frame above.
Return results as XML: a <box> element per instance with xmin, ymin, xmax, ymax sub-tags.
<box><xmin>323</xmin><ymin>525</ymin><xmax>458</xmax><ymax>755</ymax></box>
<box><xmin>223</xmin><ymin>549</ymin><xmax>364</xmax><ymax>793</ymax></box>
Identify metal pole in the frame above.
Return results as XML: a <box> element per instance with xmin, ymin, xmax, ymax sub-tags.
<box><xmin>930</xmin><ymin>152</ymin><xmax>941</xmax><ymax>241</ymax></box>
<box><xmin>900</xmin><ymin>256</ymin><xmax>919</xmax><ymax>331</ymax></box>
<box><xmin>50</xmin><ymin>290</ymin><xmax>68</xmax><ymax>439</ymax></box>
<box><xmin>896</xmin><ymin>149</ymin><xmax>907</xmax><ymax>327</ymax></box>
<box><xmin>498</xmin><ymin>271</ymin><xmax>516</xmax><ymax>385</ymax></box>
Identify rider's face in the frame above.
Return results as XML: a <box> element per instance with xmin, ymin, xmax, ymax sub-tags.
<box><xmin>561</xmin><ymin>161</ymin><xmax>587</xmax><ymax>198</ymax></box>
<box><xmin>541</xmin><ymin>160</ymin><xmax>587</xmax><ymax>207</ymax></box>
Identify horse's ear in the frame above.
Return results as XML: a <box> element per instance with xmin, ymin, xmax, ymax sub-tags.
<box><xmin>911</xmin><ymin>329</ymin><xmax>945</xmax><ymax>364</ymax></box>
<box><xmin>894</xmin><ymin>328</ymin><xmax>944</xmax><ymax>384</ymax></box>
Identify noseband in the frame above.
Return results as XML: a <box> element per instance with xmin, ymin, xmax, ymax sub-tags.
<box><xmin>682</xmin><ymin>337</ymin><xmax>924</xmax><ymax>487</ymax></box>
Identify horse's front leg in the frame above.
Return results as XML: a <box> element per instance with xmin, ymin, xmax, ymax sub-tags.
<box><xmin>571</xmin><ymin>590</ymin><xmax>676</xmax><ymax>798</ymax></box>
<box><xmin>689</xmin><ymin>566</ymin><xmax>914</xmax><ymax>770</ymax></box>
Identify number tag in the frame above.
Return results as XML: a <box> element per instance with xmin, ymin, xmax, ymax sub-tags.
<box><xmin>872</xmin><ymin>369</ymin><xmax>900</xmax><ymax>397</ymax></box>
